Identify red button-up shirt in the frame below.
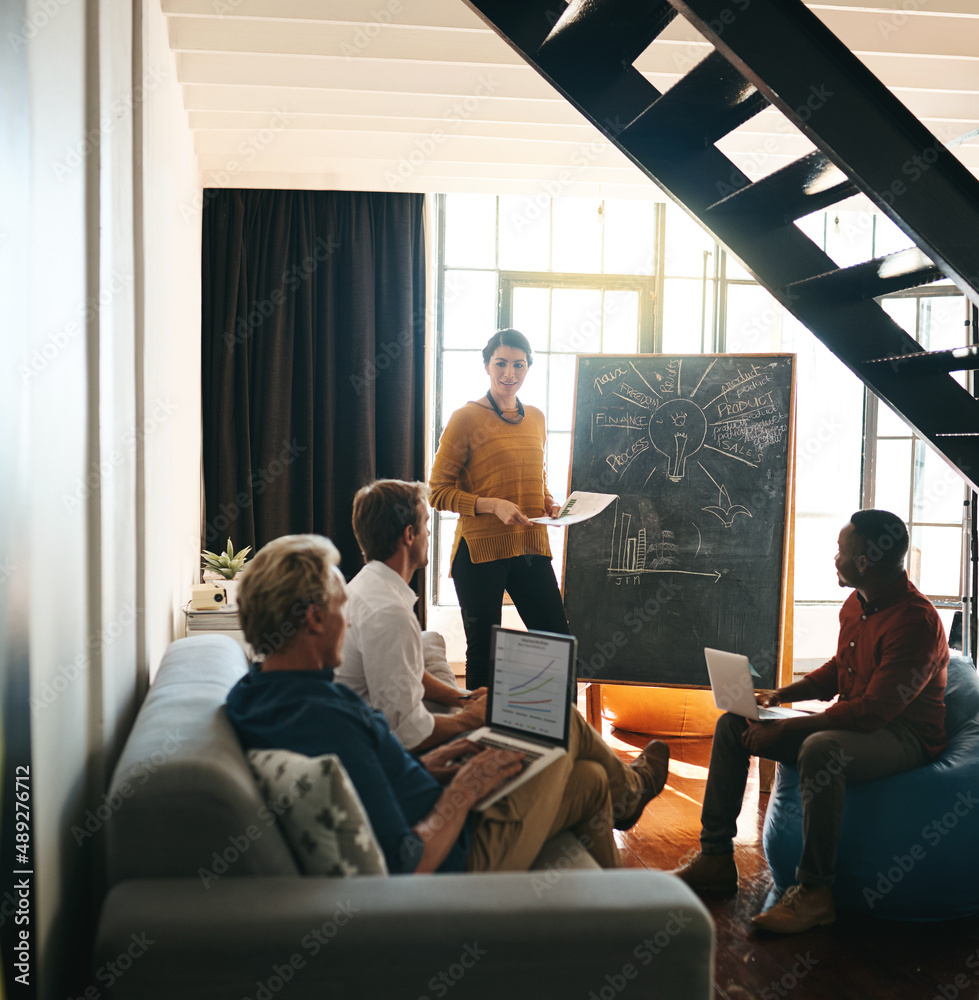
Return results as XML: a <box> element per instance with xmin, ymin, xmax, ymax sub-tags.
<box><xmin>806</xmin><ymin>573</ymin><xmax>949</xmax><ymax>759</ymax></box>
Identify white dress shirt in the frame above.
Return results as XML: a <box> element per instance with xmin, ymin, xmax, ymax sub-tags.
<box><xmin>334</xmin><ymin>560</ymin><xmax>434</xmax><ymax>750</ymax></box>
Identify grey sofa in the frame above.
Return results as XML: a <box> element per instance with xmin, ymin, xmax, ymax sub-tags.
<box><xmin>94</xmin><ymin>635</ymin><xmax>714</xmax><ymax>999</ymax></box>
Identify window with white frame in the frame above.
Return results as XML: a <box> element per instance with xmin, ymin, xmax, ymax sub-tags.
<box><xmin>430</xmin><ymin>193</ymin><xmax>970</xmax><ymax>665</ymax></box>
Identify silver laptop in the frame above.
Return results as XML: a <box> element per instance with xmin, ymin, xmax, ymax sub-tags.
<box><xmin>466</xmin><ymin>626</ymin><xmax>577</xmax><ymax>810</ymax></box>
<box><xmin>703</xmin><ymin>647</ymin><xmax>809</xmax><ymax>721</ymax></box>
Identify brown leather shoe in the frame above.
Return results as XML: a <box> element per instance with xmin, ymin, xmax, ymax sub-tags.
<box><xmin>751</xmin><ymin>884</ymin><xmax>835</xmax><ymax>934</ymax></box>
<box><xmin>615</xmin><ymin>740</ymin><xmax>669</xmax><ymax>830</ymax></box>
<box><xmin>674</xmin><ymin>852</ymin><xmax>739</xmax><ymax>893</ymax></box>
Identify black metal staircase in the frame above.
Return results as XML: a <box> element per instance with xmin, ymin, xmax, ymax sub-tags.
<box><xmin>463</xmin><ymin>0</ymin><xmax>979</xmax><ymax>489</ymax></box>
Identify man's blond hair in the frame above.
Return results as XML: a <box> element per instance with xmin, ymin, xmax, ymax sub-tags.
<box><xmin>238</xmin><ymin>534</ymin><xmax>342</xmax><ymax>657</ymax></box>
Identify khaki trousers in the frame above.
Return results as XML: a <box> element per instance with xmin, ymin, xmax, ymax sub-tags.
<box><xmin>700</xmin><ymin>712</ymin><xmax>927</xmax><ymax>885</ymax></box>
<box><xmin>466</xmin><ymin>709</ymin><xmax>644</xmax><ymax>871</ymax></box>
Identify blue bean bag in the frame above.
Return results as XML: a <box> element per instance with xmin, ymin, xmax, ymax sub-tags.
<box><xmin>763</xmin><ymin>654</ymin><xmax>979</xmax><ymax>920</ymax></box>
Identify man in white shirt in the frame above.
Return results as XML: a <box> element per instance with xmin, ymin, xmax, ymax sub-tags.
<box><xmin>335</xmin><ymin>479</ymin><xmax>487</xmax><ymax>751</ymax></box>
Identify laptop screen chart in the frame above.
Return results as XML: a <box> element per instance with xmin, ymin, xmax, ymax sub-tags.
<box><xmin>491</xmin><ymin>632</ymin><xmax>570</xmax><ymax>741</ymax></box>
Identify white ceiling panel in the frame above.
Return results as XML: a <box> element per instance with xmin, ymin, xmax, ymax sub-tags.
<box><xmin>160</xmin><ymin>0</ymin><xmax>979</xmax><ymax>198</ymax></box>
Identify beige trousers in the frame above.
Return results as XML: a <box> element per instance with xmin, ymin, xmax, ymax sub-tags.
<box><xmin>465</xmin><ymin>709</ymin><xmax>644</xmax><ymax>871</ymax></box>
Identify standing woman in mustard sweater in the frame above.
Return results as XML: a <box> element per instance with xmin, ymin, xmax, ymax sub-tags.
<box><xmin>429</xmin><ymin>329</ymin><xmax>570</xmax><ymax>689</ymax></box>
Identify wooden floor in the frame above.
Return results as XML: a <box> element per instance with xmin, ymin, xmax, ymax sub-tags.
<box><xmin>604</xmin><ymin>724</ymin><xmax>979</xmax><ymax>1000</ymax></box>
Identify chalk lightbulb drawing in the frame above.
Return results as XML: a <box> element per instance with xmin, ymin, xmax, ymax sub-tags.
<box><xmin>591</xmin><ymin>358</ymin><xmax>787</xmax><ymax>586</ymax></box>
<box><xmin>648</xmin><ymin>400</ymin><xmax>708</xmax><ymax>482</ymax></box>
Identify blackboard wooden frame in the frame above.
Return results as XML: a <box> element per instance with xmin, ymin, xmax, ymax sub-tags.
<box><xmin>563</xmin><ymin>353</ymin><xmax>796</xmax><ymax>692</ymax></box>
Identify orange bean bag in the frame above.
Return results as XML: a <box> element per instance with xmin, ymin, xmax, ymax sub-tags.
<box><xmin>601</xmin><ymin>684</ymin><xmax>722</xmax><ymax>737</ymax></box>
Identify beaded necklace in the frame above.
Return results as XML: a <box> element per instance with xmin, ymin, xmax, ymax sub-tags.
<box><xmin>485</xmin><ymin>390</ymin><xmax>525</xmax><ymax>424</ymax></box>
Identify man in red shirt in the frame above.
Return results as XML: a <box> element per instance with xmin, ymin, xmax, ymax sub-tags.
<box><xmin>675</xmin><ymin>509</ymin><xmax>949</xmax><ymax>933</ymax></box>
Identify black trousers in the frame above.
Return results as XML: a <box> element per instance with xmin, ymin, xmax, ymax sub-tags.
<box><xmin>451</xmin><ymin>538</ymin><xmax>570</xmax><ymax>689</ymax></box>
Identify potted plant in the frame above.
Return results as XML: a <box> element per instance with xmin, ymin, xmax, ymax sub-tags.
<box><xmin>201</xmin><ymin>538</ymin><xmax>252</xmax><ymax>605</ymax></box>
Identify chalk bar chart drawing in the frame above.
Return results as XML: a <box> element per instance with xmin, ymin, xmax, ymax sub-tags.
<box><xmin>564</xmin><ymin>354</ymin><xmax>796</xmax><ymax>688</ymax></box>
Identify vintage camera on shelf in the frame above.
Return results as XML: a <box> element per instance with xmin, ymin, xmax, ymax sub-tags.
<box><xmin>191</xmin><ymin>582</ymin><xmax>229</xmax><ymax>609</ymax></box>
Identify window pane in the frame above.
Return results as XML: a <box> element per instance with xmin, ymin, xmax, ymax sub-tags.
<box><xmin>913</xmin><ymin>440</ymin><xmax>967</xmax><ymax>525</ymax></box>
<box><xmin>824</xmin><ymin>209</ymin><xmax>874</xmax><ymax>268</ymax></box>
<box><xmin>602</xmin><ymin>290</ymin><xmax>640</xmax><ymax>353</ymax></box>
<box><xmin>436</xmin><ymin>512</ymin><xmax>459</xmax><ymax>606</ymax></box>
<box><xmin>795</xmin><ymin>349</ymin><xmax>864</xmax><ymax>502</ymax></box>
<box><xmin>546</xmin><ymin>431</ymin><xmax>572</xmax><ymax>503</ymax></box>
<box><xmin>550</xmin><ymin>524</ymin><xmax>566</xmax><ymax>590</ymax></box>
<box><xmin>794</xmin><ymin>514</ymin><xmax>846</xmax><ymax>602</ymax></box>
<box><xmin>873</xmin><ymin>214</ymin><xmax>914</xmax><ymax>256</ymax></box>
<box><xmin>551</xmin><ymin>287</ymin><xmax>603</xmax><ymax>353</ymax></box>
<box><xmin>881</xmin><ymin>296</ymin><xmax>917</xmax><ymax>337</ymax></box>
<box><xmin>552</xmin><ymin>198</ymin><xmax>603</xmax><ymax>273</ymax></box>
<box><xmin>877</xmin><ymin>297</ymin><xmax>919</xmax><ymax>434</ymax></box>
<box><xmin>724</xmin><ymin>250</ymin><xmax>752</xmax><ymax>282</ymax></box>
<box><xmin>876</xmin><ymin>398</ymin><xmax>910</xmax><ymax>438</ymax></box>
<box><xmin>777</xmin><ymin>310</ymin><xmax>808</xmax><ymax>354</ymax></box>
<box><xmin>443</xmin><ymin>270</ymin><xmax>498</xmax><ymax>350</ymax></box>
<box><xmin>661</xmin><ymin>277</ymin><xmax>710</xmax><ymax>353</ymax></box>
<box><xmin>910</xmin><ymin>525</ymin><xmax>962</xmax><ymax>597</ymax></box>
<box><xmin>875</xmin><ymin>438</ymin><xmax>913</xmax><ymax>519</ymax></box>
<box><xmin>603</xmin><ymin>199</ymin><xmax>657</xmax><ymax>275</ymax></box>
<box><xmin>547</xmin><ymin>353</ymin><xmax>576</xmax><ymax>432</ymax></box>
<box><xmin>444</xmin><ymin>194</ymin><xmax>496</xmax><ymax>268</ymax></box>
<box><xmin>725</xmin><ymin>283</ymin><xmax>782</xmax><ymax>354</ymax></box>
<box><xmin>795</xmin><ymin>211</ymin><xmax>825</xmax><ymax>251</ymax></box>
<box><xmin>512</xmin><ymin>286</ymin><xmax>551</xmax><ymax>349</ymax></box>
<box><xmin>499</xmin><ymin>194</ymin><xmax>550</xmax><ymax>271</ymax></box>
<box><xmin>794</xmin><ymin>340</ymin><xmax>864</xmax><ymax>601</ymax></box>
<box><xmin>919</xmin><ymin>295</ymin><xmax>966</xmax><ymax>352</ymax></box>
<box><xmin>547</xmin><ymin>430</ymin><xmax>571</xmax><ymax>587</ymax></box>
<box><xmin>440</xmin><ymin>350</ymin><xmax>483</xmax><ymax>425</ymax></box>
<box><xmin>663</xmin><ymin>201</ymin><xmax>714</xmax><ymax>277</ymax></box>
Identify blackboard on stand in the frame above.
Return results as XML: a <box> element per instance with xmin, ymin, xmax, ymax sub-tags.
<box><xmin>564</xmin><ymin>354</ymin><xmax>796</xmax><ymax>692</ymax></box>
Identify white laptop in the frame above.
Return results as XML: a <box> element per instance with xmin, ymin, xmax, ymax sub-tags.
<box><xmin>703</xmin><ymin>647</ymin><xmax>810</xmax><ymax>721</ymax></box>
<box><xmin>466</xmin><ymin>626</ymin><xmax>578</xmax><ymax>810</ymax></box>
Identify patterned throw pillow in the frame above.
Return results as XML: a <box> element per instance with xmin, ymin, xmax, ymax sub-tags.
<box><xmin>247</xmin><ymin>749</ymin><xmax>388</xmax><ymax>876</ymax></box>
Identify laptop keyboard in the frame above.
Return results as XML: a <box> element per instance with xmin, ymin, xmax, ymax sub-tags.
<box><xmin>474</xmin><ymin>735</ymin><xmax>545</xmax><ymax>762</ymax></box>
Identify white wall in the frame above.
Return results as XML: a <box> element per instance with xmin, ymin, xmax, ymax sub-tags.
<box><xmin>0</xmin><ymin>0</ymin><xmax>202</xmax><ymax>995</ymax></box>
<box><xmin>24</xmin><ymin>1</ymin><xmax>107</xmax><ymax>992</ymax></box>
<box><xmin>141</xmin><ymin>0</ymin><xmax>203</xmax><ymax>678</ymax></box>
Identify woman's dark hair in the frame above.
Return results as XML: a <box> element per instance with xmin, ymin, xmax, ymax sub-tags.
<box><xmin>482</xmin><ymin>329</ymin><xmax>534</xmax><ymax>367</ymax></box>
<box><xmin>849</xmin><ymin>509</ymin><xmax>909</xmax><ymax>571</ymax></box>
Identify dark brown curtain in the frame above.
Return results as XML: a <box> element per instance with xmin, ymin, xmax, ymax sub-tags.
<box><xmin>201</xmin><ymin>189</ymin><xmax>426</xmax><ymax>585</ymax></box>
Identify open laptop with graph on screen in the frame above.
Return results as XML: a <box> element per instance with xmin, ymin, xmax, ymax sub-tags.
<box><xmin>466</xmin><ymin>626</ymin><xmax>578</xmax><ymax>811</ymax></box>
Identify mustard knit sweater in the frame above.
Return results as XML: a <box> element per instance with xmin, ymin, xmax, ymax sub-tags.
<box><xmin>429</xmin><ymin>400</ymin><xmax>554</xmax><ymax>566</ymax></box>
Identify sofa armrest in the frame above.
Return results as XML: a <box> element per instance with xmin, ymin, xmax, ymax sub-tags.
<box><xmin>95</xmin><ymin>871</ymin><xmax>713</xmax><ymax>1000</ymax></box>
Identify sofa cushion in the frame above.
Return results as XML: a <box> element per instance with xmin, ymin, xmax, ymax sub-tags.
<box><xmin>105</xmin><ymin>635</ymin><xmax>299</xmax><ymax>885</ymax></box>
<box><xmin>248</xmin><ymin>749</ymin><xmax>387</xmax><ymax>876</ymax></box>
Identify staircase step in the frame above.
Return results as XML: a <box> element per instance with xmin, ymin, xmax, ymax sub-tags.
<box><xmin>706</xmin><ymin>150</ymin><xmax>857</xmax><ymax>225</ymax></box>
<box><xmin>675</xmin><ymin>0</ymin><xmax>979</xmax><ymax>303</ymax></box>
<box><xmin>784</xmin><ymin>248</ymin><xmax>945</xmax><ymax>307</ymax></box>
<box><xmin>864</xmin><ymin>345</ymin><xmax>979</xmax><ymax>376</ymax></box>
<box><xmin>621</xmin><ymin>50</ymin><xmax>768</xmax><ymax>147</ymax></box>
<box><xmin>538</xmin><ymin>0</ymin><xmax>677</xmax><ymax>71</ymax></box>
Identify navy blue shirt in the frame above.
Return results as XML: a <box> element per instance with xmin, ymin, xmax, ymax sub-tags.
<box><xmin>225</xmin><ymin>667</ymin><xmax>469</xmax><ymax>873</ymax></box>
